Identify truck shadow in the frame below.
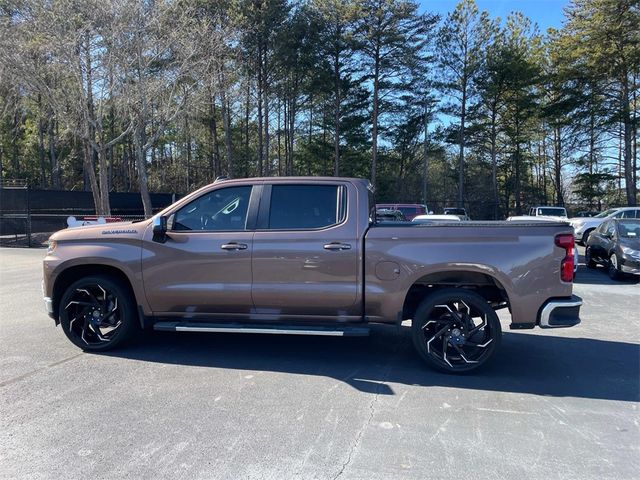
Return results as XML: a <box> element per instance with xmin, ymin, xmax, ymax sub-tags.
<box><xmin>101</xmin><ymin>327</ymin><xmax>639</xmax><ymax>402</ymax></box>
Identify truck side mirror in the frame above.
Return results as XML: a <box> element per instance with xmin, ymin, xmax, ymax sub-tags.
<box><xmin>152</xmin><ymin>216</ymin><xmax>167</xmax><ymax>243</ymax></box>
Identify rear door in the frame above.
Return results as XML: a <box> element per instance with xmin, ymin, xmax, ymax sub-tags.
<box><xmin>251</xmin><ymin>182</ymin><xmax>362</xmax><ymax>321</ymax></box>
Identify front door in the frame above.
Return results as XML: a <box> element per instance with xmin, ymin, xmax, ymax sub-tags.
<box><xmin>251</xmin><ymin>182</ymin><xmax>362</xmax><ymax>321</ymax></box>
<box><xmin>142</xmin><ymin>185</ymin><xmax>256</xmax><ymax>318</ymax></box>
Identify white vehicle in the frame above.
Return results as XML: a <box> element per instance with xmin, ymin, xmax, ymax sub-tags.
<box><xmin>570</xmin><ymin>207</ymin><xmax>640</xmax><ymax>245</ymax></box>
<box><xmin>528</xmin><ymin>206</ymin><xmax>568</xmax><ymax>218</ymax></box>
<box><xmin>412</xmin><ymin>214</ymin><xmax>461</xmax><ymax>223</ymax></box>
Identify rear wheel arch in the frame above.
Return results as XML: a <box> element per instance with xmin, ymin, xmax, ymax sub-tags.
<box><xmin>582</xmin><ymin>228</ymin><xmax>595</xmax><ymax>244</ymax></box>
<box><xmin>401</xmin><ymin>270</ymin><xmax>510</xmax><ymax>322</ymax></box>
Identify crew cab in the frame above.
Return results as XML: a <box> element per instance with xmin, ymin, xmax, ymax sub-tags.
<box><xmin>43</xmin><ymin>177</ymin><xmax>582</xmax><ymax>373</ymax></box>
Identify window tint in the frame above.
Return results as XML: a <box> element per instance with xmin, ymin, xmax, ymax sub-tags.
<box><xmin>268</xmin><ymin>185</ymin><xmax>345</xmax><ymax>229</ymax></box>
<box><xmin>621</xmin><ymin>209</ymin><xmax>638</xmax><ymax>219</ymax></box>
<box><xmin>173</xmin><ymin>186</ymin><xmax>252</xmax><ymax>231</ymax></box>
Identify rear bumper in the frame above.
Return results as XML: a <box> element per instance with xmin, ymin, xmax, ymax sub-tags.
<box><xmin>538</xmin><ymin>295</ymin><xmax>582</xmax><ymax>328</ymax></box>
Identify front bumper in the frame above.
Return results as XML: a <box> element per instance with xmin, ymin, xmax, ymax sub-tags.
<box><xmin>620</xmin><ymin>256</ymin><xmax>640</xmax><ymax>275</ymax></box>
<box><xmin>43</xmin><ymin>296</ymin><xmax>54</xmax><ymax>319</ymax></box>
<box><xmin>538</xmin><ymin>295</ymin><xmax>582</xmax><ymax>328</ymax></box>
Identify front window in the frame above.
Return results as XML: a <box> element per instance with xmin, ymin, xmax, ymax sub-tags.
<box><xmin>173</xmin><ymin>186</ymin><xmax>252</xmax><ymax>231</ymax></box>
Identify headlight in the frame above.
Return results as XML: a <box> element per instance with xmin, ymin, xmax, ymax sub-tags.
<box><xmin>46</xmin><ymin>240</ymin><xmax>57</xmax><ymax>255</ymax></box>
<box><xmin>622</xmin><ymin>246</ymin><xmax>639</xmax><ymax>257</ymax></box>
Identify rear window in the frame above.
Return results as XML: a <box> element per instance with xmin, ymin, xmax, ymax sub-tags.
<box><xmin>538</xmin><ymin>207</ymin><xmax>566</xmax><ymax>216</ymax></box>
<box><xmin>444</xmin><ymin>208</ymin><xmax>466</xmax><ymax>215</ymax></box>
<box><xmin>268</xmin><ymin>185</ymin><xmax>346</xmax><ymax>229</ymax></box>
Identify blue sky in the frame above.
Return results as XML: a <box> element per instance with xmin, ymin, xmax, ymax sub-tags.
<box><xmin>421</xmin><ymin>0</ymin><xmax>569</xmax><ymax>32</ymax></box>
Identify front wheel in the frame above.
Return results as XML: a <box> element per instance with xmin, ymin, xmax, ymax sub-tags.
<box><xmin>608</xmin><ymin>253</ymin><xmax>623</xmax><ymax>281</ymax></box>
<box><xmin>412</xmin><ymin>288</ymin><xmax>502</xmax><ymax>373</ymax></box>
<box><xmin>59</xmin><ymin>275</ymin><xmax>138</xmax><ymax>351</ymax></box>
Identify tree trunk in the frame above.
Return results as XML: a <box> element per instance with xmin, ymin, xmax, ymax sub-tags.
<box><xmin>37</xmin><ymin>95</ymin><xmax>47</xmax><ymax>187</ymax></box>
<box><xmin>135</xmin><ymin>124</ymin><xmax>153</xmax><ymax>218</ymax></box>
<box><xmin>490</xmin><ymin>109</ymin><xmax>498</xmax><ymax>220</ymax></box>
<box><xmin>98</xmin><ymin>148</ymin><xmax>111</xmax><ymax>216</ymax></box>
<box><xmin>622</xmin><ymin>78</ymin><xmax>636</xmax><ymax>205</ymax></box>
<box><xmin>333</xmin><ymin>29</ymin><xmax>341</xmax><ymax>177</ymax></box>
<box><xmin>371</xmin><ymin>48</ymin><xmax>380</xmax><ymax>187</ymax></box>
<box><xmin>257</xmin><ymin>47</ymin><xmax>264</xmax><ymax>176</ymax></box>
<box><xmin>84</xmin><ymin>141</ymin><xmax>101</xmax><ymax>214</ymax></box>
<box><xmin>209</xmin><ymin>92</ymin><xmax>221</xmax><ymax>180</ymax></box>
<box><xmin>553</xmin><ymin>125</ymin><xmax>563</xmax><ymax>206</ymax></box>
<box><xmin>458</xmin><ymin>80</ymin><xmax>467</xmax><ymax>208</ymax></box>
<box><xmin>422</xmin><ymin>100</ymin><xmax>429</xmax><ymax>206</ymax></box>
<box><xmin>219</xmin><ymin>87</ymin><xmax>234</xmax><ymax>177</ymax></box>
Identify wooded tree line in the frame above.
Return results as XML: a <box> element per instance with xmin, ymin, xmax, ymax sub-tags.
<box><xmin>0</xmin><ymin>0</ymin><xmax>638</xmax><ymax>218</ymax></box>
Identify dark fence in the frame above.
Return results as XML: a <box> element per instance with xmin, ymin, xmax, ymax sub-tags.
<box><xmin>0</xmin><ymin>187</ymin><xmax>179</xmax><ymax>247</ymax></box>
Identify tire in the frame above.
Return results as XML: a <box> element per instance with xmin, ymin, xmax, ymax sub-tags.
<box><xmin>585</xmin><ymin>247</ymin><xmax>597</xmax><ymax>269</ymax></box>
<box><xmin>581</xmin><ymin>229</ymin><xmax>594</xmax><ymax>246</ymax></box>
<box><xmin>608</xmin><ymin>253</ymin><xmax>623</xmax><ymax>281</ymax></box>
<box><xmin>412</xmin><ymin>288</ymin><xmax>502</xmax><ymax>374</ymax></box>
<box><xmin>59</xmin><ymin>275</ymin><xmax>138</xmax><ymax>351</ymax></box>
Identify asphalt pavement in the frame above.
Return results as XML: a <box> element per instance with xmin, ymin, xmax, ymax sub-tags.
<box><xmin>0</xmin><ymin>246</ymin><xmax>638</xmax><ymax>480</ymax></box>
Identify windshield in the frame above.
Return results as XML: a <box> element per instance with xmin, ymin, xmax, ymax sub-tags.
<box><xmin>595</xmin><ymin>209</ymin><xmax>617</xmax><ymax>218</ymax></box>
<box><xmin>618</xmin><ymin>220</ymin><xmax>640</xmax><ymax>238</ymax></box>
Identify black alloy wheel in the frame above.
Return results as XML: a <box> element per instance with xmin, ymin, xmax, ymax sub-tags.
<box><xmin>412</xmin><ymin>288</ymin><xmax>502</xmax><ymax>373</ymax></box>
<box><xmin>59</xmin><ymin>275</ymin><xmax>137</xmax><ymax>351</ymax></box>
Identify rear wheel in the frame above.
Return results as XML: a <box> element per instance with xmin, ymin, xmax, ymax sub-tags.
<box><xmin>412</xmin><ymin>288</ymin><xmax>501</xmax><ymax>374</ymax></box>
<box><xmin>608</xmin><ymin>253</ymin><xmax>623</xmax><ymax>281</ymax></box>
<box><xmin>59</xmin><ymin>275</ymin><xmax>138</xmax><ymax>351</ymax></box>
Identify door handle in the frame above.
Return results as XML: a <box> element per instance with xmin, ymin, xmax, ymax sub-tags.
<box><xmin>220</xmin><ymin>242</ymin><xmax>248</xmax><ymax>251</ymax></box>
<box><xmin>323</xmin><ymin>242</ymin><xmax>351</xmax><ymax>251</ymax></box>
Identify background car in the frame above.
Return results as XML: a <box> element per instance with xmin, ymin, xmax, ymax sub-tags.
<box><xmin>585</xmin><ymin>219</ymin><xmax>640</xmax><ymax>280</ymax></box>
<box><xmin>528</xmin><ymin>206</ymin><xmax>568</xmax><ymax>218</ymax></box>
<box><xmin>443</xmin><ymin>207</ymin><xmax>470</xmax><ymax>221</ymax></box>
<box><xmin>570</xmin><ymin>207</ymin><xmax>640</xmax><ymax>245</ymax></box>
<box><xmin>376</xmin><ymin>203</ymin><xmax>429</xmax><ymax>221</ymax></box>
<box><xmin>375</xmin><ymin>208</ymin><xmax>407</xmax><ymax>222</ymax></box>
<box><xmin>412</xmin><ymin>214</ymin><xmax>461</xmax><ymax>223</ymax></box>
<box><xmin>574</xmin><ymin>210</ymin><xmax>600</xmax><ymax>218</ymax></box>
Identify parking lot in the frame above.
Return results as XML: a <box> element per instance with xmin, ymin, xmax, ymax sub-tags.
<box><xmin>0</xmin><ymin>246</ymin><xmax>638</xmax><ymax>480</ymax></box>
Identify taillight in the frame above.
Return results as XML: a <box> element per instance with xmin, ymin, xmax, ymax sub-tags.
<box><xmin>555</xmin><ymin>234</ymin><xmax>575</xmax><ymax>282</ymax></box>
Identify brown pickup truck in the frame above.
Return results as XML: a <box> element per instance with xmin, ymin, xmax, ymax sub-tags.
<box><xmin>43</xmin><ymin>177</ymin><xmax>581</xmax><ymax>373</ymax></box>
